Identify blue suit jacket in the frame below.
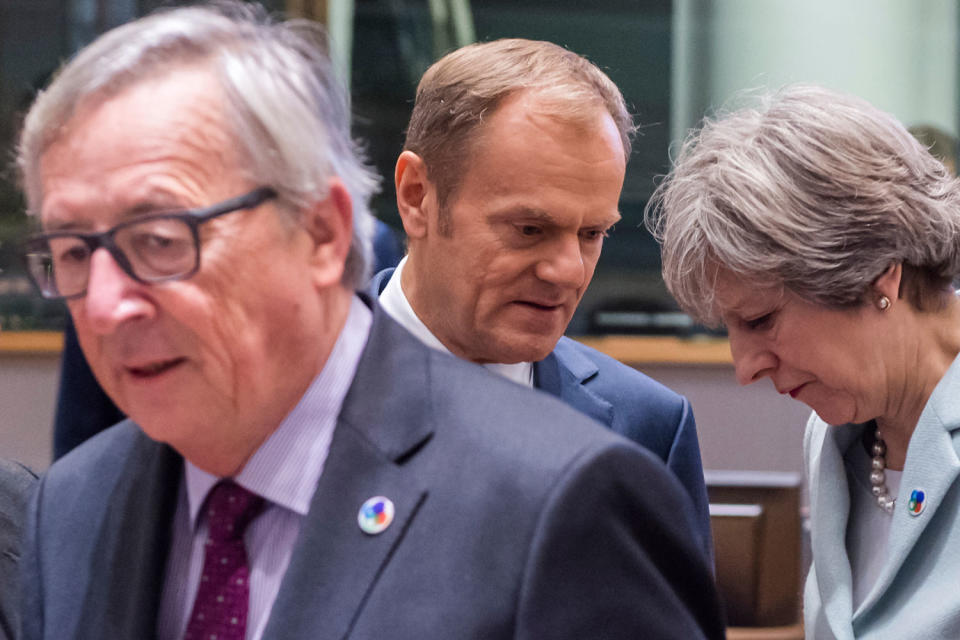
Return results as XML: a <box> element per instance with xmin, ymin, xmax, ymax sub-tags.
<box><xmin>22</xmin><ymin>302</ymin><xmax>724</xmax><ymax>639</ymax></box>
<box><xmin>370</xmin><ymin>268</ymin><xmax>713</xmax><ymax>563</ymax></box>
<box><xmin>803</xmin><ymin>352</ymin><xmax>960</xmax><ymax>639</ymax></box>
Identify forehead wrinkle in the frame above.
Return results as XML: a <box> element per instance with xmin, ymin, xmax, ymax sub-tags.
<box><xmin>470</xmin><ymin>106</ymin><xmax>622</xmax><ymax>181</ymax></box>
<box><xmin>134</xmin><ymin>114</ymin><xmax>239</xmax><ymax>193</ymax></box>
<box><xmin>31</xmin><ymin>66</ymin><xmax>257</xmax><ymax>221</ymax></box>
<box><xmin>45</xmin><ymin>76</ymin><xmax>243</xmax><ymax>206</ymax></box>
<box><xmin>41</xmin><ymin>184</ymin><xmax>197</xmax><ymax>233</ymax></box>
<box><xmin>102</xmin><ymin>68</ymin><xmax>234</xmax><ymax>162</ymax></box>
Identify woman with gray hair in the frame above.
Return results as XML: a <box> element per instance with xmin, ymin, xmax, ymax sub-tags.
<box><xmin>646</xmin><ymin>84</ymin><xmax>960</xmax><ymax>639</ymax></box>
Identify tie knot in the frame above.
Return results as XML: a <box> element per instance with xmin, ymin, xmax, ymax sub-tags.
<box><xmin>204</xmin><ymin>480</ymin><xmax>264</xmax><ymax>543</ymax></box>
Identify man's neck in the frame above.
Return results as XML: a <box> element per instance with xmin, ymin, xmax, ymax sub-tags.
<box><xmin>378</xmin><ymin>257</ymin><xmax>534</xmax><ymax>387</ymax></box>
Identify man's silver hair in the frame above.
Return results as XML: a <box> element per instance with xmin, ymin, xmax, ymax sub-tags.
<box><xmin>17</xmin><ymin>1</ymin><xmax>380</xmax><ymax>288</ymax></box>
<box><xmin>645</xmin><ymin>84</ymin><xmax>960</xmax><ymax>325</ymax></box>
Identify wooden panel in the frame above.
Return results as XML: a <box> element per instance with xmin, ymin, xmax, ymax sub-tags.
<box><xmin>0</xmin><ymin>331</ymin><xmax>62</xmax><ymax>354</ymax></box>
<box><xmin>726</xmin><ymin>624</ymin><xmax>804</xmax><ymax>640</ymax></box>
<box><xmin>0</xmin><ymin>331</ymin><xmax>735</xmax><ymax>364</ymax></box>
<box><xmin>707</xmin><ymin>471</ymin><xmax>803</xmax><ymax>627</ymax></box>
<box><xmin>577</xmin><ymin>335</ymin><xmax>732</xmax><ymax>365</ymax></box>
<box><xmin>711</xmin><ymin>503</ymin><xmax>764</xmax><ymax>626</ymax></box>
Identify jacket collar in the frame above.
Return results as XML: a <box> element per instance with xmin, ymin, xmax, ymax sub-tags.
<box><xmin>79</xmin><ymin>428</ymin><xmax>181</xmax><ymax>640</ymax></box>
<box><xmin>535</xmin><ymin>338</ymin><xmax>613</xmax><ymax>428</ymax></box>
<box><xmin>262</xmin><ymin>303</ymin><xmax>434</xmax><ymax>638</ymax></box>
<box><xmin>368</xmin><ymin>267</ymin><xmax>394</xmax><ymax>298</ymax></box>
<box><xmin>373</xmin><ymin>266</ymin><xmax>613</xmax><ymax>427</ymax></box>
<box><xmin>77</xmin><ymin>302</ymin><xmax>432</xmax><ymax>639</ymax></box>
<box><xmin>809</xmin><ymin>353</ymin><xmax>960</xmax><ymax>635</ymax></box>
<box><xmin>807</xmin><ymin>421</ymin><xmax>860</xmax><ymax>639</ymax></box>
<box><xmin>854</xmin><ymin>353</ymin><xmax>960</xmax><ymax>622</ymax></box>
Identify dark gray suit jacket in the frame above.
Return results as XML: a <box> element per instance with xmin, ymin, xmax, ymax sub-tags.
<box><xmin>22</xmin><ymin>304</ymin><xmax>724</xmax><ymax>639</ymax></box>
<box><xmin>0</xmin><ymin>459</ymin><xmax>37</xmax><ymax>640</ymax></box>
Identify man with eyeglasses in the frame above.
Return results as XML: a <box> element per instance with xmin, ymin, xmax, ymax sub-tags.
<box><xmin>16</xmin><ymin>4</ymin><xmax>722</xmax><ymax>640</ymax></box>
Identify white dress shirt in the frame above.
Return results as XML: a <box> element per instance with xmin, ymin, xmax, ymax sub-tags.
<box><xmin>379</xmin><ymin>256</ymin><xmax>534</xmax><ymax>388</ymax></box>
<box><xmin>157</xmin><ymin>295</ymin><xmax>372</xmax><ymax>640</ymax></box>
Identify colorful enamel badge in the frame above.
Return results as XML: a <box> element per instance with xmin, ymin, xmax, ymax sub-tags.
<box><xmin>358</xmin><ymin>496</ymin><xmax>395</xmax><ymax>535</ymax></box>
<box><xmin>907</xmin><ymin>489</ymin><xmax>925</xmax><ymax>516</ymax></box>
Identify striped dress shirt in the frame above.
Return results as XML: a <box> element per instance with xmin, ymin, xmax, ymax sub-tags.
<box><xmin>157</xmin><ymin>296</ymin><xmax>372</xmax><ymax>640</ymax></box>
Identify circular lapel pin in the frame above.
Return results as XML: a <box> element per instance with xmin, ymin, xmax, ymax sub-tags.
<box><xmin>358</xmin><ymin>496</ymin><xmax>395</xmax><ymax>535</ymax></box>
<box><xmin>907</xmin><ymin>489</ymin><xmax>926</xmax><ymax>516</ymax></box>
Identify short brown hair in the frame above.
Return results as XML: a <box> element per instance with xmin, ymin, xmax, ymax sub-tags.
<box><xmin>404</xmin><ymin>38</ymin><xmax>634</xmax><ymax>219</ymax></box>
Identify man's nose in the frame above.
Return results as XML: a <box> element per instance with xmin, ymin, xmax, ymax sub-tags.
<box><xmin>729</xmin><ymin>329</ymin><xmax>777</xmax><ymax>386</ymax></box>
<box><xmin>80</xmin><ymin>248</ymin><xmax>154</xmax><ymax>334</ymax></box>
<box><xmin>535</xmin><ymin>236</ymin><xmax>585</xmax><ymax>288</ymax></box>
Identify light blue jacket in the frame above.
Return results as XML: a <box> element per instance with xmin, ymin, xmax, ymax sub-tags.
<box><xmin>803</xmin><ymin>353</ymin><xmax>960</xmax><ymax>639</ymax></box>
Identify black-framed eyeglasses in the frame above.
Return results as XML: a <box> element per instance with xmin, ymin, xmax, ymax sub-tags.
<box><xmin>22</xmin><ymin>187</ymin><xmax>277</xmax><ymax>300</ymax></box>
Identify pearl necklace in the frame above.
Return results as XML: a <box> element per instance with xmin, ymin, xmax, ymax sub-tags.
<box><xmin>870</xmin><ymin>428</ymin><xmax>895</xmax><ymax>513</ymax></box>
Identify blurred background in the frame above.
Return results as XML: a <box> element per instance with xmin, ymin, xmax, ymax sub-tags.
<box><xmin>0</xmin><ymin>0</ymin><xmax>957</xmax><ymax>472</ymax></box>
<box><xmin>2</xmin><ymin>0</ymin><xmax>956</xmax><ymax>333</ymax></box>
<box><xmin>1</xmin><ymin>6</ymin><xmax>956</xmax><ymax>628</ymax></box>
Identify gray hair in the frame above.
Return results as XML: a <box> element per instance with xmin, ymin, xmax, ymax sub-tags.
<box><xmin>645</xmin><ymin>84</ymin><xmax>960</xmax><ymax>325</ymax></box>
<box><xmin>17</xmin><ymin>0</ymin><xmax>380</xmax><ymax>288</ymax></box>
<box><xmin>405</xmin><ymin>38</ymin><xmax>635</xmax><ymax>226</ymax></box>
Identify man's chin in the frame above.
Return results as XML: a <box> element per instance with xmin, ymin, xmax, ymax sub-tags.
<box><xmin>471</xmin><ymin>333</ymin><xmax>559</xmax><ymax>364</ymax></box>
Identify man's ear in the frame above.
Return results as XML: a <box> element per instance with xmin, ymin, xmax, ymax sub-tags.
<box><xmin>395</xmin><ymin>150</ymin><xmax>435</xmax><ymax>239</ymax></box>
<box><xmin>303</xmin><ymin>178</ymin><xmax>353</xmax><ymax>289</ymax></box>
<box><xmin>873</xmin><ymin>262</ymin><xmax>903</xmax><ymax>302</ymax></box>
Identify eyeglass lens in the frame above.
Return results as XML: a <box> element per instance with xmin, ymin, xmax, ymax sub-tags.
<box><xmin>26</xmin><ymin>216</ymin><xmax>198</xmax><ymax>299</ymax></box>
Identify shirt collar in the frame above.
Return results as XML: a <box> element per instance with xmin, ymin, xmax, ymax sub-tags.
<box><xmin>379</xmin><ymin>256</ymin><xmax>533</xmax><ymax>387</ymax></box>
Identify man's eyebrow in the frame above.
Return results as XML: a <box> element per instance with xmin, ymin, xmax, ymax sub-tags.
<box><xmin>42</xmin><ymin>194</ymin><xmax>190</xmax><ymax>233</ymax></box>
<box><xmin>42</xmin><ymin>217</ymin><xmax>90</xmax><ymax>233</ymax></box>
<box><xmin>598</xmin><ymin>211</ymin><xmax>622</xmax><ymax>227</ymax></box>
<box><xmin>123</xmin><ymin>188</ymin><xmax>192</xmax><ymax>216</ymax></box>
<box><xmin>125</xmin><ymin>200</ymin><xmax>186</xmax><ymax>216</ymax></box>
<box><xmin>488</xmin><ymin>207</ymin><xmax>558</xmax><ymax>224</ymax></box>
<box><xmin>488</xmin><ymin>208</ymin><xmax>622</xmax><ymax>228</ymax></box>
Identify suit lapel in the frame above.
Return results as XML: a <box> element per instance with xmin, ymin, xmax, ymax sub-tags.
<box><xmin>263</xmin><ymin>306</ymin><xmax>434</xmax><ymax>640</ymax></box>
<box><xmin>534</xmin><ymin>339</ymin><xmax>613</xmax><ymax>428</ymax></box>
<box><xmin>808</xmin><ymin>422</ymin><xmax>860</xmax><ymax>639</ymax></box>
<box><xmin>79</xmin><ymin>431</ymin><xmax>181</xmax><ymax>640</ymax></box>
<box><xmin>368</xmin><ymin>267</ymin><xmax>395</xmax><ymax>298</ymax></box>
<box><xmin>855</xmin><ymin>360</ymin><xmax>960</xmax><ymax>620</ymax></box>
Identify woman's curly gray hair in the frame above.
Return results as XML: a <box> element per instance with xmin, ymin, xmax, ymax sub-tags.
<box><xmin>645</xmin><ymin>84</ymin><xmax>960</xmax><ymax>326</ymax></box>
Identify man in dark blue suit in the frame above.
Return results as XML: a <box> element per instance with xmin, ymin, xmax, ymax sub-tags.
<box><xmin>378</xmin><ymin>38</ymin><xmax>713</xmax><ymax>562</ymax></box>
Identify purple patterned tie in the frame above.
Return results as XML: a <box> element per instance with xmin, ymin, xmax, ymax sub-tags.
<box><xmin>184</xmin><ymin>480</ymin><xmax>265</xmax><ymax>640</ymax></box>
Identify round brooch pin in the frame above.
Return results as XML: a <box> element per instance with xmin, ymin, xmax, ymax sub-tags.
<box><xmin>907</xmin><ymin>489</ymin><xmax>926</xmax><ymax>516</ymax></box>
<box><xmin>358</xmin><ymin>496</ymin><xmax>395</xmax><ymax>535</ymax></box>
